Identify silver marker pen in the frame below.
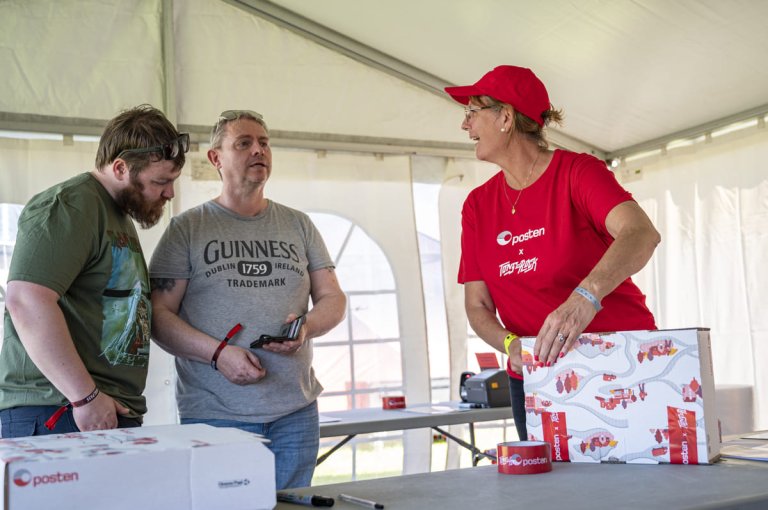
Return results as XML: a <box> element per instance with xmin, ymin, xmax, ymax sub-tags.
<box><xmin>338</xmin><ymin>493</ymin><xmax>384</xmax><ymax>509</ymax></box>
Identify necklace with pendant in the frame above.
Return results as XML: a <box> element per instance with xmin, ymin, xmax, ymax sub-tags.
<box><xmin>503</xmin><ymin>151</ymin><xmax>541</xmax><ymax>215</ymax></box>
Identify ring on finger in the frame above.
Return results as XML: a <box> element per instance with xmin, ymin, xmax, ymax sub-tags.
<box><xmin>556</xmin><ymin>333</ymin><xmax>566</xmax><ymax>343</ymax></box>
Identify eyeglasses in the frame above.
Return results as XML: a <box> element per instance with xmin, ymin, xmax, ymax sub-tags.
<box><xmin>463</xmin><ymin>104</ymin><xmax>496</xmax><ymax>121</ymax></box>
<box><xmin>118</xmin><ymin>133</ymin><xmax>190</xmax><ymax>161</ymax></box>
<box><xmin>217</xmin><ymin>110</ymin><xmax>264</xmax><ymax>125</ymax></box>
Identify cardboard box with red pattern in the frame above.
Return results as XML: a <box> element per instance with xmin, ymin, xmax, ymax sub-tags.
<box><xmin>0</xmin><ymin>424</ymin><xmax>274</xmax><ymax>510</ymax></box>
<box><xmin>522</xmin><ymin>328</ymin><xmax>720</xmax><ymax>464</ymax></box>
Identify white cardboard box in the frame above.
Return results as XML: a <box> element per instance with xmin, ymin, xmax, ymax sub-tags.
<box><xmin>522</xmin><ymin>328</ymin><xmax>720</xmax><ymax>464</ymax></box>
<box><xmin>0</xmin><ymin>423</ymin><xmax>275</xmax><ymax>510</ymax></box>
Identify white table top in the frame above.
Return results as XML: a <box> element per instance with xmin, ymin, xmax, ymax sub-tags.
<box><xmin>319</xmin><ymin>401</ymin><xmax>513</xmax><ymax>437</ymax></box>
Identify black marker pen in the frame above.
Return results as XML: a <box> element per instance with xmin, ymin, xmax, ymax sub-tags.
<box><xmin>278</xmin><ymin>492</ymin><xmax>335</xmax><ymax>507</ymax></box>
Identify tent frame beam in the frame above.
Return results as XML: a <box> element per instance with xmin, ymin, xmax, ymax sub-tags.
<box><xmin>606</xmin><ymin>103</ymin><xmax>768</xmax><ymax>160</ymax></box>
<box><xmin>0</xmin><ymin>111</ymin><xmax>476</xmax><ymax>157</ymax></box>
<box><xmin>223</xmin><ymin>0</ymin><xmax>451</xmax><ymax>95</ymax></box>
<box><xmin>4</xmin><ymin>103</ymin><xmax>766</xmax><ymax>163</ymax></box>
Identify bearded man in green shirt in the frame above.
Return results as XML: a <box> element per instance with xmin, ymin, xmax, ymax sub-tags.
<box><xmin>0</xmin><ymin>104</ymin><xmax>186</xmax><ymax>436</ymax></box>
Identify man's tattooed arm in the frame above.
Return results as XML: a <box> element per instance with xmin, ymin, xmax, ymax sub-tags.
<box><xmin>150</xmin><ymin>278</ymin><xmax>176</xmax><ymax>292</ymax></box>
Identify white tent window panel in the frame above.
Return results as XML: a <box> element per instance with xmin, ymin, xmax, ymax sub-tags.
<box><xmin>0</xmin><ymin>204</ymin><xmax>22</xmax><ymax>272</ymax></box>
<box><xmin>307</xmin><ymin>212</ymin><xmax>403</xmax><ymax>411</ymax></box>
<box><xmin>0</xmin><ymin>138</ymin><xmax>97</xmax><ymax>204</ymax></box>
<box><xmin>0</xmin><ymin>203</ymin><xmax>24</xmax><ymax>335</ymax></box>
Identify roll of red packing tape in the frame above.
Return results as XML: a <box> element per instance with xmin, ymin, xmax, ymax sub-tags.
<box><xmin>497</xmin><ymin>441</ymin><xmax>552</xmax><ymax>475</ymax></box>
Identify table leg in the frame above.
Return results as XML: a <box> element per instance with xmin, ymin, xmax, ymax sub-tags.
<box><xmin>316</xmin><ymin>434</ymin><xmax>357</xmax><ymax>466</ymax></box>
<box><xmin>432</xmin><ymin>425</ymin><xmax>496</xmax><ymax>465</ymax></box>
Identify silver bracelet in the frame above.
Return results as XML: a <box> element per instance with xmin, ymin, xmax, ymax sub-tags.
<box><xmin>574</xmin><ymin>286</ymin><xmax>602</xmax><ymax>312</ymax></box>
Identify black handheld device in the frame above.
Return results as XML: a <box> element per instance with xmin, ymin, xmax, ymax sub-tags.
<box><xmin>250</xmin><ymin>315</ymin><xmax>305</xmax><ymax>348</ymax></box>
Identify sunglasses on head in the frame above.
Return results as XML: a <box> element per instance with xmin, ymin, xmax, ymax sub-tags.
<box><xmin>215</xmin><ymin>110</ymin><xmax>265</xmax><ymax>131</ymax></box>
<box><xmin>118</xmin><ymin>133</ymin><xmax>190</xmax><ymax>161</ymax></box>
<box><xmin>217</xmin><ymin>110</ymin><xmax>263</xmax><ymax>123</ymax></box>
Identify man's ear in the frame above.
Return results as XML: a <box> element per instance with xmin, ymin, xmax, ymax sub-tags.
<box><xmin>110</xmin><ymin>158</ymin><xmax>130</xmax><ymax>182</ymax></box>
<box><xmin>207</xmin><ymin>148</ymin><xmax>220</xmax><ymax>168</ymax></box>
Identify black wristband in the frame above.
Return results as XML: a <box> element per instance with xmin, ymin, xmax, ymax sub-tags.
<box><xmin>211</xmin><ymin>340</ymin><xmax>228</xmax><ymax>370</ymax></box>
<box><xmin>71</xmin><ymin>387</ymin><xmax>100</xmax><ymax>408</ymax></box>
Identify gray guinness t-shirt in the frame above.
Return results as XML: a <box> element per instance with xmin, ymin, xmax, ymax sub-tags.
<box><xmin>149</xmin><ymin>200</ymin><xmax>333</xmax><ymax>423</ymax></box>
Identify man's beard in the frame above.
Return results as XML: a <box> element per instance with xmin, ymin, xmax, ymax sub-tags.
<box><xmin>115</xmin><ymin>176</ymin><xmax>167</xmax><ymax>229</ymax></box>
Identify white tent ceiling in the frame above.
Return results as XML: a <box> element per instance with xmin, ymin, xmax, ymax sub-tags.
<box><xmin>1</xmin><ymin>0</ymin><xmax>767</xmax><ymax>159</ymax></box>
<box><xmin>261</xmin><ymin>0</ymin><xmax>768</xmax><ymax>157</ymax></box>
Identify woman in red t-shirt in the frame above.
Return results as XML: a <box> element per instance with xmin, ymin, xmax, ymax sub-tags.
<box><xmin>446</xmin><ymin>66</ymin><xmax>660</xmax><ymax>440</ymax></box>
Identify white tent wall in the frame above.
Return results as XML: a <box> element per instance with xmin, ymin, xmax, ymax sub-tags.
<box><xmin>0</xmin><ymin>0</ymin><xmax>166</xmax><ymax>119</ymax></box>
<box><xmin>624</xmin><ymin>127</ymin><xmax>768</xmax><ymax>431</ymax></box>
<box><xmin>0</xmin><ymin>138</ymin><xmax>99</xmax><ymax>203</ymax></box>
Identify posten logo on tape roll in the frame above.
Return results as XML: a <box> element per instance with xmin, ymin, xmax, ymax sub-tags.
<box><xmin>497</xmin><ymin>441</ymin><xmax>552</xmax><ymax>474</ymax></box>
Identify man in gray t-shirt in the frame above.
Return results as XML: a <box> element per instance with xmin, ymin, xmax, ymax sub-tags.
<box><xmin>150</xmin><ymin>110</ymin><xmax>346</xmax><ymax>490</ymax></box>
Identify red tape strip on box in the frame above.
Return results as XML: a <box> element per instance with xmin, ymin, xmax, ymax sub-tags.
<box><xmin>497</xmin><ymin>441</ymin><xmax>552</xmax><ymax>475</ymax></box>
<box><xmin>541</xmin><ymin>411</ymin><xmax>570</xmax><ymax>462</ymax></box>
<box><xmin>668</xmin><ymin>406</ymin><xmax>699</xmax><ymax>465</ymax></box>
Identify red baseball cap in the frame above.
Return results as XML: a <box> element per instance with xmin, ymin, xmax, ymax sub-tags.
<box><xmin>444</xmin><ymin>65</ymin><xmax>550</xmax><ymax>126</ymax></box>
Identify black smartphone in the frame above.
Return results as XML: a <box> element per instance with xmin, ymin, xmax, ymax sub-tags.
<box><xmin>279</xmin><ymin>315</ymin><xmax>305</xmax><ymax>340</ymax></box>
<box><xmin>250</xmin><ymin>316</ymin><xmax>305</xmax><ymax>348</ymax></box>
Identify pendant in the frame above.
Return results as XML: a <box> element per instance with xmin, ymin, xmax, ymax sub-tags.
<box><xmin>511</xmin><ymin>206</ymin><xmax>516</xmax><ymax>215</ymax></box>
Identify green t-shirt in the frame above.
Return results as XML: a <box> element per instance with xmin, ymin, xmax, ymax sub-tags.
<box><xmin>0</xmin><ymin>173</ymin><xmax>151</xmax><ymax>418</ymax></box>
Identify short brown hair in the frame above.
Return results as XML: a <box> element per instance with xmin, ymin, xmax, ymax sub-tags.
<box><xmin>95</xmin><ymin>104</ymin><xmax>184</xmax><ymax>174</ymax></box>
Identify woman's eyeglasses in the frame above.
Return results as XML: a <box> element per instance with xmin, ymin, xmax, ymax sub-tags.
<box><xmin>118</xmin><ymin>133</ymin><xmax>190</xmax><ymax>160</ymax></box>
<box><xmin>463</xmin><ymin>104</ymin><xmax>496</xmax><ymax>121</ymax></box>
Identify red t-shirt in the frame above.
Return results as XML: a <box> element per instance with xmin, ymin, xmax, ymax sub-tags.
<box><xmin>459</xmin><ymin>150</ymin><xmax>656</xmax><ymax>378</ymax></box>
